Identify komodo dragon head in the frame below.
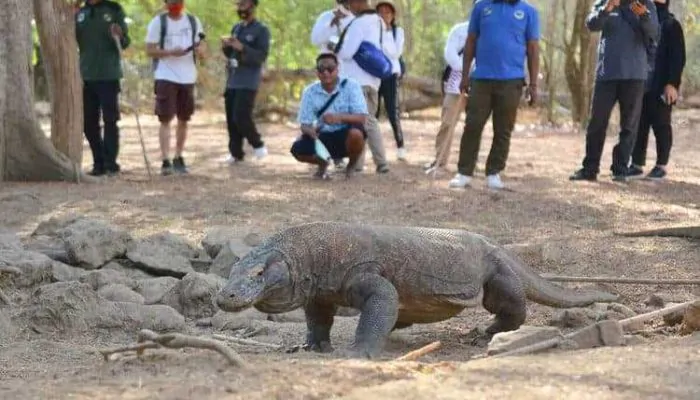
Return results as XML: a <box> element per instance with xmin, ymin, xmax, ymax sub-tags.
<box><xmin>215</xmin><ymin>249</ymin><xmax>302</xmax><ymax>314</ymax></box>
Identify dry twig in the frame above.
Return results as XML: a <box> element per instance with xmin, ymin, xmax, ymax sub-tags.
<box><xmin>211</xmin><ymin>333</ymin><xmax>283</xmax><ymax>350</ymax></box>
<box><xmin>98</xmin><ymin>329</ymin><xmax>246</xmax><ymax>367</ymax></box>
<box><xmin>395</xmin><ymin>341</ymin><xmax>442</xmax><ymax>361</ymax></box>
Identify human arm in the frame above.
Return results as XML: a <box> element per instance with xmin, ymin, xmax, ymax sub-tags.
<box><xmin>110</xmin><ymin>3</ymin><xmax>131</xmax><ymax>50</ymax></box>
<box><xmin>586</xmin><ymin>0</ymin><xmax>618</xmax><ymax>31</ymax></box>
<box><xmin>335</xmin><ymin>19</ymin><xmax>363</xmax><ymax>61</ymax></box>
<box><xmin>666</xmin><ymin>21</ymin><xmax>686</xmax><ymax>90</ymax></box>
<box><xmin>144</xmin><ymin>17</ymin><xmax>186</xmax><ymax>59</ymax></box>
<box><xmin>237</xmin><ymin>25</ymin><xmax>270</xmax><ymax>67</ymax></box>
<box><xmin>395</xmin><ymin>27</ymin><xmax>405</xmax><ymax>58</ymax></box>
<box><xmin>322</xmin><ymin>80</ymin><xmax>368</xmax><ymax>126</ymax></box>
<box><xmin>310</xmin><ymin>11</ymin><xmax>338</xmax><ymax>48</ymax></box>
<box><xmin>459</xmin><ymin>12</ymin><xmax>479</xmax><ymax>93</ymax></box>
<box><xmin>525</xmin><ymin>8</ymin><xmax>541</xmax><ymax>105</ymax></box>
<box><xmin>297</xmin><ymin>87</ymin><xmax>319</xmax><ymax>138</ymax></box>
<box><xmin>444</xmin><ymin>23</ymin><xmax>466</xmax><ymax>71</ymax></box>
<box><xmin>381</xmin><ymin>22</ymin><xmax>399</xmax><ymax>59</ymax></box>
<box><xmin>633</xmin><ymin>0</ymin><xmax>659</xmax><ymax>45</ymax></box>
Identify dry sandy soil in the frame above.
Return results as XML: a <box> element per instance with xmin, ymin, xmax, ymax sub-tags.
<box><xmin>1</xmin><ymin>106</ymin><xmax>700</xmax><ymax>399</ymax></box>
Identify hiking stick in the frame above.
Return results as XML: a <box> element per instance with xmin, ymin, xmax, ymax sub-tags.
<box><xmin>113</xmin><ymin>35</ymin><xmax>153</xmax><ymax>180</ymax></box>
<box><xmin>428</xmin><ymin>92</ymin><xmax>467</xmax><ymax>188</ymax></box>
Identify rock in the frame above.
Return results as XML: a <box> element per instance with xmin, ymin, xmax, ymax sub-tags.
<box><xmin>566</xmin><ymin>320</ymin><xmax>625</xmax><ymax>349</ymax></box>
<box><xmin>623</xmin><ymin>334</ymin><xmax>645</xmax><ymax>346</ymax></box>
<box><xmin>102</xmin><ymin>260</ymin><xmax>153</xmax><ymax>280</ymax></box>
<box><xmin>133</xmin><ymin>277</ymin><xmax>179</xmax><ymax>304</ymax></box>
<box><xmin>51</xmin><ymin>262</ymin><xmax>86</xmax><ymax>282</ymax></box>
<box><xmin>126</xmin><ymin>233</ymin><xmax>197</xmax><ymax>278</ymax></box>
<box><xmin>243</xmin><ymin>232</ymin><xmax>264</xmax><ymax>247</ymax></box>
<box><xmin>549</xmin><ymin>308</ymin><xmax>602</xmax><ymax>328</ymax></box>
<box><xmin>606</xmin><ymin>303</ymin><xmax>637</xmax><ymax>318</ymax></box>
<box><xmin>643</xmin><ymin>293</ymin><xmax>667</xmax><ymax>308</ymax></box>
<box><xmin>663</xmin><ymin>302</ymin><xmax>686</xmax><ymax>327</ymax></box>
<box><xmin>22</xmin><ymin>281</ymin><xmax>185</xmax><ymax>334</ymax></box>
<box><xmin>161</xmin><ymin>272</ymin><xmax>226</xmax><ymax>319</ymax></box>
<box><xmin>54</xmin><ymin>218</ymin><xmax>132</xmax><ymax>269</ymax></box>
<box><xmin>0</xmin><ymin>248</ymin><xmax>54</xmax><ymax>288</ymax></box>
<box><xmin>644</xmin><ymin>292</ymin><xmax>693</xmax><ymax>309</ymax></box>
<box><xmin>98</xmin><ymin>283</ymin><xmax>145</xmax><ymax>304</ymax></box>
<box><xmin>0</xmin><ymin>230</ymin><xmax>23</xmax><ymax>252</ymax></box>
<box><xmin>79</xmin><ymin>269</ymin><xmax>135</xmax><ymax>290</ymax></box>
<box><xmin>211</xmin><ymin>309</ymin><xmax>269</xmax><ymax>331</ymax></box>
<box><xmin>22</xmin><ymin>234</ymin><xmax>71</xmax><ymax>264</ymax></box>
<box><xmin>680</xmin><ymin>300</ymin><xmax>700</xmax><ymax>335</ymax></box>
<box><xmin>31</xmin><ymin>214</ymin><xmax>82</xmax><ymax>237</ymax></box>
<box><xmin>487</xmin><ymin>326</ymin><xmax>562</xmax><ymax>355</ymax></box>
<box><xmin>209</xmin><ymin>240</ymin><xmax>251</xmax><ymax>278</ymax></box>
<box><xmin>0</xmin><ymin>309</ymin><xmax>17</xmax><ymax>343</ymax></box>
<box><xmin>201</xmin><ymin>226</ymin><xmax>240</xmax><ymax>258</ymax></box>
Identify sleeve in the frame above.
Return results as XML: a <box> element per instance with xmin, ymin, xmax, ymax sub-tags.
<box><xmin>395</xmin><ymin>27</ymin><xmax>405</xmax><ymax>57</ymax></box>
<box><xmin>666</xmin><ymin>20</ymin><xmax>686</xmax><ymax>88</ymax></box>
<box><xmin>113</xmin><ymin>4</ymin><xmax>130</xmax><ymax>50</ymax></box>
<box><xmin>346</xmin><ymin>80</ymin><xmax>369</xmax><ymax>115</ymax></box>
<box><xmin>468</xmin><ymin>5</ymin><xmax>481</xmax><ymax>36</ymax></box>
<box><xmin>638</xmin><ymin>0</ymin><xmax>659</xmax><ymax>45</ymax></box>
<box><xmin>444</xmin><ymin>23</ymin><xmax>465</xmax><ymax>71</ymax></box>
<box><xmin>526</xmin><ymin>7</ymin><xmax>541</xmax><ymax>41</ymax></box>
<box><xmin>222</xmin><ymin>23</ymin><xmax>237</xmax><ymax>58</ymax></box>
<box><xmin>335</xmin><ymin>18</ymin><xmax>363</xmax><ymax>61</ymax></box>
<box><xmin>297</xmin><ymin>86</ymin><xmax>316</xmax><ymax>125</ymax></box>
<box><xmin>144</xmin><ymin>16</ymin><xmax>160</xmax><ymax>45</ymax></box>
<box><xmin>586</xmin><ymin>0</ymin><xmax>611</xmax><ymax>31</ymax></box>
<box><xmin>310</xmin><ymin>11</ymin><xmax>335</xmax><ymax>47</ymax></box>
<box><xmin>239</xmin><ymin>25</ymin><xmax>271</xmax><ymax>66</ymax></box>
<box><xmin>382</xmin><ymin>23</ymin><xmax>399</xmax><ymax>59</ymax></box>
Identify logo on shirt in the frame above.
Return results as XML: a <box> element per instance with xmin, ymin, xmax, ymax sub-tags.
<box><xmin>103</xmin><ymin>13</ymin><xmax>112</xmax><ymax>23</ymax></box>
<box><xmin>514</xmin><ymin>10</ymin><xmax>525</xmax><ymax>20</ymax></box>
<box><xmin>483</xmin><ymin>7</ymin><xmax>493</xmax><ymax>16</ymax></box>
<box><xmin>77</xmin><ymin>12</ymin><xmax>86</xmax><ymax>23</ymax></box>
<box><xmin>245</xmin><ymin>34</ymin><xmax>254</xmax><ymax>42</ymax></box>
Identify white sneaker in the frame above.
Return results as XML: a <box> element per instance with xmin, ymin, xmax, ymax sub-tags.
<box><xmin>221</xmin><ymin>155</ymin><xmax>239</xmax><ymax>165</ymax></box>
<box><xmin>397</xmin><ymin>147</ymin><xmax>407</xmax><ymax>161</ymax></box>
<box><xmin>254</xmin><ymin>146</ymin><xmax>268</xmax><ymax>160</ymax></box>
<box><xmin>487</xmin><ymin>174</ymin><xmax>505</xmax><ymax>189</ymax></box>
<box><xmin>448</xmin><ymin>173</ymin><xmax>471</xmax><ymax>188</ymax></box>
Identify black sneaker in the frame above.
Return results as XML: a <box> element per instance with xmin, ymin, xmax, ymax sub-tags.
<box><xmin>161</xmin><ymin>159</ymin><xmax>173</xmax><ymax>176</ymax></box>
<box><xmin>646</xmin><ymin>166</ymin><xmax>667</xmax><ymax>181</ymax></box>
<box><xmin>88</xmin><ymin>166</ymin><xmax>106</xmax><ymax>177</ymax></box>
<box><xmin>612</xmin><ymin>173</ymin><xmax>629</xmax><ymax>182</ymax></box>
<box><xmin>569</xmin><ymin>169</ymin><xmax>596</xmax><ymax>181</ymax></box>
<box><xmin>627</xmin><ymin>165</ymin><xmax>644</xmax><ymax>180</ymax></box>
<box><xmin>376</xmin><ymin>164</ymin><xmax>389</xmax><ymax>174</ymax></box>
<box><xmin>313</xmin><ymin>163</ymin><xmax>331</xmax><ymax>180</ymax></box>
<box><xmin>173</xmin><ymin>156</ymin><xmax>189</xmax><ymax>174</ymax></box>
<box><xmin>106</xmin><ymin>163</ymin><xmax>121</xmax><ymax>177</ymax></box>
<box><xmin>333</xmin><ymin>158</ymin><xmax>346</xmax><ymax>170</ymax></box>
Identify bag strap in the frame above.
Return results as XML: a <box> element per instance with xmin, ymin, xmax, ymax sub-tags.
<box><xmin>316</xmin><ymin>79</ymin><xmax>348</xmax><ymax>118</ymax></box>
<box><xmin>333</xmin><ymin>9</ymin><xmax>376</xmax><ymax>54</ymax></box>
<box><xmin>187</xmin><ymin>14</ymin><xmax>197</xmax><ymax>63</ymax></box>
<box><xmin>158</xmin><ymin>13</ymin><xmax>167</xmax><ymax>50</ymax></box>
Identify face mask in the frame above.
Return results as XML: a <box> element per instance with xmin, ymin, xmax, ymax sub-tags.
<box><xmin>167</xmin><ymin>3</ymin><xmax>184</xmax><ymax>15</ymax></box>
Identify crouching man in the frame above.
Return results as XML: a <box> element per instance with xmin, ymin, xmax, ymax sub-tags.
<box><xmin>290</xmin><ymin>53</ymin><xmax>368</xmax><ymax>180</ymax></box>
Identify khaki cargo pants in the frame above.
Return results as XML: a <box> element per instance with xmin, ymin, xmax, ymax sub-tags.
<box><xmin>355</xmin><ymin>85</ymin><xmax>387</xmax><ymax>170</ymax></box>
<box><xmin>433</xmin><ymin>93</ymin><xmax>463</xmax><ymax>167</ymax></box>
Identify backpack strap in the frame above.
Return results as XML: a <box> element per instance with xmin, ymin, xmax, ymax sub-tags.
<box><xmin>333</xmin><ymin>9</ymin><xmax>376</xmax><ymax>54</ymax></box>
<box><xmin>187</xmin><ymin>13</ymin><xmax>197</xmax><ymax>63</ymax></box>
<box><xmin>316</xmin><ymin>79</ymin><xmax>348</xmax><ymax>118</ymax></box>
<box><xmin>158</xmin><ymin>13</ymin><xmax>167</xmax><ymax>50</ymax></box>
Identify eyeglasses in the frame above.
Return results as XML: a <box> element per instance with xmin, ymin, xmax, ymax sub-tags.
<box><xmin>316</xmin><ymin>65</ymin><xmax>337</xmax><ymax>73</ymax></box>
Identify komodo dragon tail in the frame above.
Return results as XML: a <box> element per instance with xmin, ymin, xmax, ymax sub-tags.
<box><xmin>496</xmin><ymin>249</ymin><xmax>619</xmax><ymax>308</ymax></box>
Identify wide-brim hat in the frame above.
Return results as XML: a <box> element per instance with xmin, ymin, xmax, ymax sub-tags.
<box><xmin>375</xmin><ymin>0</ymin><xmax>397</xmax><ymax>13</ymax></box>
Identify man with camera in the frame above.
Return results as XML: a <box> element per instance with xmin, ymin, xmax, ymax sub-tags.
<box><xmin>221</xmin><ymin>0</ymin><xmax>271</xmax><ymax>166</ymax></box>
<box><xmin>569</xmin><ymin>0</ymin><xmax>659</xmax><ymax>182</ymax></box>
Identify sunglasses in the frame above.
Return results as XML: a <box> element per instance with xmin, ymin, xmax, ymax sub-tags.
<box><xmin>316</xmin><ymin>65</ymin><xmax>337</xmax><ymax>73</ymax></box>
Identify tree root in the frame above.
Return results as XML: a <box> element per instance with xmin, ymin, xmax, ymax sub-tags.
<box><xmin>395</xmin><ymin>341</ymin><xmax>442</xmax><ymax>361</ymax></box>
<box><xmin>99</xmin><ymin>329</ymin><xmax>246</xmax><ymax>367</ymax></box>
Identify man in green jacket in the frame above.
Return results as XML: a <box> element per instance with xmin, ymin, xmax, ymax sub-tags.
<box><xmin>75</xmin><ymin>0</ymin><xmax>130</xmax><ymax>176</ymax></box>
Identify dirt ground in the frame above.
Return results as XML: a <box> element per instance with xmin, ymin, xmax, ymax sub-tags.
<box><xmin>1</xmin><ymin>106</ymin><xmax>700</xmax><ymax>399</ymax></box>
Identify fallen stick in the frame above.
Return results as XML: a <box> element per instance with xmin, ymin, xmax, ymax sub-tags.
<box><xmin>540</xmin><ymin>274</ymin><xmax>700</xmax><ymax>285</ymax></box>
<box><xmin>98</xmin><ymin>329</ymin><xmax>245</xmax><ymax>367</ymax></box>
<box><xmin>618</xmin><ymin>300</ymin><xmax>696</xmax><ymax>330</ymax></box>
<box><xmin>395</xmin><ymin>341</ymin><xmax>442</xmax><ymax>361</ymax></box>
<box><xmin>491</xmin><ymin>336</ymin><xmax>563</xmax><ymax>358</ymax></box>
<box><xmin>211</xmin><ymin>333</ymin><xmax>283</xmax><ymax>350</ymax></box>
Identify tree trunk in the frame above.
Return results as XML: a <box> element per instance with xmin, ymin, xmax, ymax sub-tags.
<box><xmin>33</xmin><ymin>0</ymin><xmax>83</xmax><ymax>165</ymax></box>
<box><xmin>563</xmin><ymin>0</ymin><xmax>595</xmax><ymax>126</ymax></box>
<box><xmin>0</xmin><ymin>0</ymin><xmax>90</xmax><ymax>182</ymax></box>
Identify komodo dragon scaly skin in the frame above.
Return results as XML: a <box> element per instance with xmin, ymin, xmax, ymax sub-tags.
<box><xmin>215</xmin><ymin>221</ymin><xmax>619</xmax><ymax>359</ymax></box>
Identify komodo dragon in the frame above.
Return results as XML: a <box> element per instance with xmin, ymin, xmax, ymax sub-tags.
<box><xmin>216</xmin><ymin>221</ymin><xmax>619</xmax><ymax>359</ymax></box>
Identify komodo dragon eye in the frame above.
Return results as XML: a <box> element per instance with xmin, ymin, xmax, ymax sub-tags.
<box><xmin>249</xmin><ymin>265</ymin><xmax>265</xmax><ymax>278</ymax></box>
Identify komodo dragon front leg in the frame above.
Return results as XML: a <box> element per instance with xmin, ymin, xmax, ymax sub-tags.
<box><xmin>477</xmin><ymin>259</ymin><xmax>527</xmax><ymax>344</ymax></box>
<box><xmin>339</xmin><ymin>272</ymin><xmax>399</xmax><ymax>359</ymax></box>
<box><xmin>303</xmin><ymin>301</ymin><xmax>338</xmax><ymax>353</ymax></box>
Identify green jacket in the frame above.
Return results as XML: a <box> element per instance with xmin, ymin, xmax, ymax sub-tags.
<box><xmin>75</xmin><ymin>0</ymin><xmax>130</xmax><ymax>81</ymax></box>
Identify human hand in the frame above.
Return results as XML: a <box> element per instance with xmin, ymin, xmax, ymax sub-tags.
<box><xmin>322</xmin><ymin>113</ymin><xmax>342</xmax><ymax>125</ymax></box>
<box><xmin>331</xmin><ymin>9</ymin><xmax>344</xmax><ymax>26</ymax></box>
<box><xmin>525</xmin><ymin>84</ymin><xmax>537</xmax><ymax>106</ymax></box>
<box><xmin>230</xmin><ymin>37</ymin><xmax>244</xmax><ymax>51</ymax></box>
<box><xmin>459</xmin><ymin>74</ymin><xmax>470</xmax><ymax>95</ymax></box>
<box><xmin>663</xmin><ymin>84</ymin><xmax>678</xmax><ymax>104</ymax></box>
<box><xmin>629</xmin><ymin>0</ymin><xmax>648</xmax><ymax>16</ymax></box>
<box><xmin>604</xmin><ymin>0</ymin><xmax>620</xmax><ymax>11</ymax></box>
<box><xmin>168</xmin><ymin>47</ymin><xmax>188</xmax><ymax>57</ymax></box>
<box><xmin>109</xmin><ymin>23</ymin><xmax>123</xmax><ymax>39</ymax></box>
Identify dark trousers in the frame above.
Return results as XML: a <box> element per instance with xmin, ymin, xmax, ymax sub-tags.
<box><xmin>376</xmin><ymin>74</ymin><xmax>404</xmax><ymax>148</ymax></box>
<box><xmin>457</xmin><ymin>79</ymin><xmax>522</xmax><ymax>176</ymax></box>
<box><xmin>83</xmin><ymin>80</ymin><xmax>121</xmax><ymax>172</ymax></box>
<box><xmin>631</xmin><ymin>91</ymin><xmax>673</xmax><ymax>167</ymax></box>
<box><xmin>581</xmin><ymin>79</ymin><xmax>645</xmax><ymax>175</ymax></box>
<box><xmin>224</xmin><ymin>88</ymin><xmax>264</xmax><ymax>160</ymax></box>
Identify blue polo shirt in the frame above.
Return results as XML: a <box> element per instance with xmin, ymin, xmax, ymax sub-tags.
<box><xmin>469</xmin><ymin>0</ymin><xmax>540</xmax><ymax>80</ymax></box>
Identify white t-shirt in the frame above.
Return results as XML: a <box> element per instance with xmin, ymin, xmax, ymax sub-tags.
<box><xmin>145</xmin><ymin>13</ymin><xmax>204</xmax><ymax>84</ymax></box>
<box><xmin>335</xmin><ymin>13</ymin><xmax>386</xmax><ymax>90</ymax></box>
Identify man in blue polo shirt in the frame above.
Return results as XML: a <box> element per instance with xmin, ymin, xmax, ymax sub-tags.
<box><xmin>449</xmin><ymin>0</ymin><xmax>540</xmax><ymax>190</ymax></box>
<box><xmin>290</xmin><ymin>53</ymin><xmax>368</xmax><ymax>180</ymax></box>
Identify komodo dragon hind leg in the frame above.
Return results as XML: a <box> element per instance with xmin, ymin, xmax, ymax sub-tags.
<box><xmin>301</xmin><ymin>301</ymin><xmax>338</xmax><ymax>353</ymax></box>
<box><xmin>476</xmin><ymin>269</ymin><xmax>527</xmax><ymax>346</ymax></box>
<box><xmin>337</xmin><ymin>273</ymin><xmax>399</xmax><ymax>359</ymax></box>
